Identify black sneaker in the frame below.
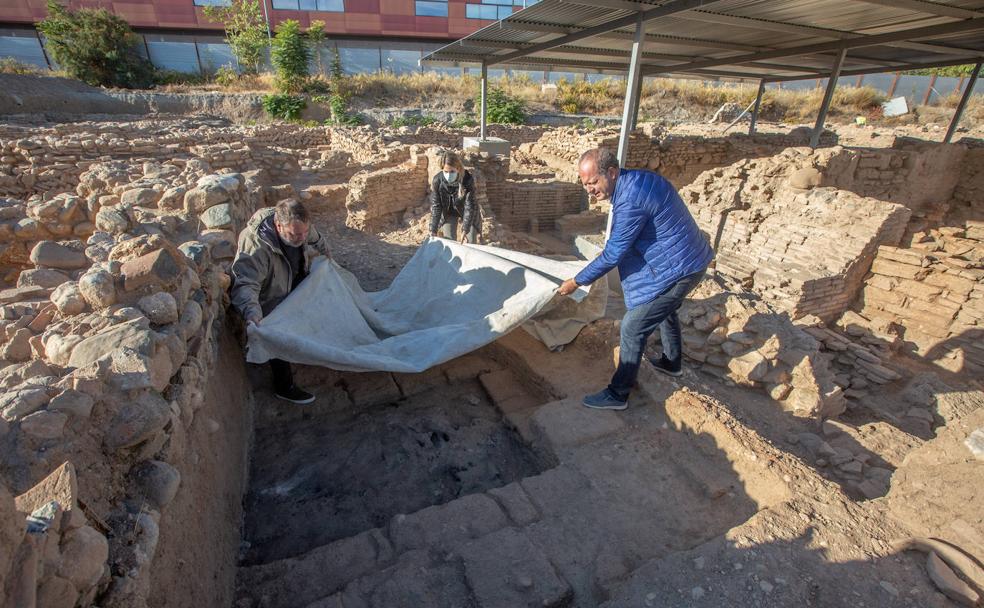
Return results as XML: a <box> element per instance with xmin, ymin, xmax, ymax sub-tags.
<box><xmin>275</xmin><ymin>385</ymin><xmax>315</xmax><ymax>405</ymax></box>
<box><xmin>649</xmin><ymin>355</ymin><xmax>682</xmax><ymax>377</ymax></box>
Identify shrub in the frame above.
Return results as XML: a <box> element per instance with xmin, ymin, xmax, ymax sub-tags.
<box><xmin>37</xmin><ymin>0</ymin><xmax>154</xmax><ymax>88</ymax></box>
<box><xmin>271</xmin><ymin>19</ymin><xmax>310</xmax><ymax>93</ymax></box>
<box><xmin>450</xmin><ymin>114</ymin><xmax>478</xmax><ymax>128</ymax></box>
<box><xmin>214</xmin><ymin>65</ymin><xmax>240</xmax><ymax>87</ymax></box>
<box><xmin>390</xmin><ymin>114</ymin><xmax>437</xmax><ymax>127</ymax></box>
<box><xmin>152</xmin><ymin>69</ymin><xmax>207</xmax><ymax>86</ymax></box>
<box><xmin>301</xmin><ymin>75</ymin><xmax>332</xmax><ymax>94</ymax></box>
<box><xmin>307</xmin><ymin>20</ymin><xmax>326</xmax><ymax>76</ymax></box>
<box><xmin>475</xmin><ymin>87</ymin><xmax>526</xmax><ymax>124</ymax></box>
<box><xmin>262</xmin><ymin>93</ymin><xmax>306</xmax><ymax>121</ymax></box>
<box><xmin>330</xmin><ymin>47</ymin><xmax>343</xmax><ymax>80</ymax></box>
<box><xmin>0</xmin><ymin>58</ymin><xmax>40</xmax><ymax>75</ymax></box>
<box><xmin>202</xmin><ymin>0</ymin><xmax>268</xmax><ymax>75</ymax></box>
<box><xmin>323</xmin><ymin>93</ymin><xmax>363</xmax><ymax>126</ymax></box>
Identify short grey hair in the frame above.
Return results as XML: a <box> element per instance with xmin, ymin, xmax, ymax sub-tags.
<box><xmin>274</xmin><ymin>199</ymin><xmax>309</xmax><ymax>225</ymax></box>
<box><xmin>578</xmin><ymin>148</ymin><xmax>619</xmax><ymax>174</ymax></box>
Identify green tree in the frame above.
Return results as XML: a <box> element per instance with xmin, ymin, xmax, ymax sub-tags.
<box><xmin>37</xmin><ymin>0</ymin><xmax>154</xmax><ymax>88</ymax></box>
<box><xmin>271</xmin><ymin>19</ymin><xmax>310</xmax><ymax>93</ymax></box>
<box><xmin>202</xmin><ymin>0</ymin><xmax>268</xmax><ymax>75</ymax></box>
<box><xmin>307</xmin><ymin>20</ymin><xmax>326</xmax><ymax>76</ymax></box>
<box><xmin>330</xmin><ymin>47</ymin><xmax>343</xmax><ymax>80</ymax></box>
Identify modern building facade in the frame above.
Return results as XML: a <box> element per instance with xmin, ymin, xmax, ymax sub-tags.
<box><xmin>0</xmin><ymin>0</ymin><xmax>538</xmax><ymax>76</ymax></box>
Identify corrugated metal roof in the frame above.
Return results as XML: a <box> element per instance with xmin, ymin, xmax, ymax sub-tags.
<box><xmin>422</xmin><ymin>0</ymin><xmax>984</xmax><ymax>81</ymax></box>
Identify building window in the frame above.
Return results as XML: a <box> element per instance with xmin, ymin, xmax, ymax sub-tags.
<box><xmin>193</xmin><ymin>0</ymin><xmax>231</xmax><ymax>5</ymax></box>
<box><xmin>415</xmin><ymin>0</ymin><xmax>448</xmax><ymax>17</ymax></box>
<box><xmin>466</xmin><ymin>3</ymin><xmax>512</xmax><ymax>18</ymax></box>
<box><xmin>465</xmin><ymin>4</ymin><xmax>496</xmax><ymax>19</ymax></box>
<box><xmin>272</xmin><ymin>0</ymin><xmax>343</xmax><ymax>9</ymax></box>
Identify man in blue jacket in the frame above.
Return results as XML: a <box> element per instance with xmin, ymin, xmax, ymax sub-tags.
<box><xmin>558</xmin><ymin>148</ymin><xmax>713</xmax><ymax>410</ymax></box>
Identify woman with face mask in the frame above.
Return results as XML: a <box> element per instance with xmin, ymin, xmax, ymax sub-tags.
<box><xmin>429</xmin><ymin>150</ymin><xmax>479</xmax><ymax>244</ymax></box>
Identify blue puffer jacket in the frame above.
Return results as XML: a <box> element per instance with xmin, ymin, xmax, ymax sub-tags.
<box><xmin>574</xmin><ymin>169</ymin><xmax>713</xmax><ymax>309</ymax></box>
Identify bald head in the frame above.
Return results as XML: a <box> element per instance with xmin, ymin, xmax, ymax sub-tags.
<box><xmin>577</xmin><ymin>147</ymin><xmax>620</xmax><ymax>201</ymax></box>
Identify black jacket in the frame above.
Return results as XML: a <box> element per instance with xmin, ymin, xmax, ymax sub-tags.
<box><xmin>429</xmin><ymin>170</ymin><xmax>477</xmax><ymax>234</ymax></box>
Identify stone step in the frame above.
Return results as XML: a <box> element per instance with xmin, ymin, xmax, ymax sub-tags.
<box><xmin>238</xmin><ymin>492</ymin><xmax>515</xmax><ymax>608</ymax></box>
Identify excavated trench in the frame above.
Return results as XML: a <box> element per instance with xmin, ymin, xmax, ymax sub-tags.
<box><xmin>233</xmin><ymin>345</ymin><xmax>791</xmax><ymax>608</ymax></box>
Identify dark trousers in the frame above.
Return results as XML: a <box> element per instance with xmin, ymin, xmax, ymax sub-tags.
<box><xmin>609</xmin><ymin>270</ymin><xmax>706</xmax><ymax>399</ymax></box>
<box><xmin>270</xmin><ymin>358</ymin><xmax>294</xmax><ymax>393</ymax></box>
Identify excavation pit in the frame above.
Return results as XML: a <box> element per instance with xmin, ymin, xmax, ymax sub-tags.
<box><xmin>240</xmin><ymin>360</ymin><xmax>554</xmax><ymax>566</ymax></box>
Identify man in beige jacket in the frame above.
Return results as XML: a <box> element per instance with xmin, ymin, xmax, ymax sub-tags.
<box><xmin>231</xmin><ymin>199</ymin><xmax>331</xmax><ymax>404</ymax></box>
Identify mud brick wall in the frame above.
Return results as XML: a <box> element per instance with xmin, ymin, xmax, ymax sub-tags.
<box><xmin>486</xmin><ymin>180</ymin><xmax>586</xmax><ymax>232</ymax></box>
<box><xmin>947</xmin><ymin>147</ymin><xmax>984</xmax><ymax>226</ymax></box>
<box><xmin>682</xmin><ymin>148</ymin><xmax>912</xmax><ymax>322</ymax></box>
<box><xmin>855</xmin><ymin>239</ymin><xmax>984</xmax><ymax>377</ymax></box>
<box><xmin>379</xmin><ymin>125</ymin><xmax>549</xmax><ymax>150</ymax></box>
<box><xmin>345</xmin><ymin>147</ymin><xmax>429</xmax><ymax>231</ymax></box>
<box><xmin>817</xmin><ymin>141</ymin><xmax>966</xmax><ymax>216</ymax></box>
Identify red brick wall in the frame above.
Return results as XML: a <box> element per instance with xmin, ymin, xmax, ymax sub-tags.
<box><xmin>0</xmin><ymin>0</ymin><xmax>503</xmax><ymax>39</ymax></box>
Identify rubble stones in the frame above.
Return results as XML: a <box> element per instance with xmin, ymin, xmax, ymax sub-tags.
<box><xmin>31</xmin><ymin>241</ymin><xmax>89</xmax><ymax>270</ymax></box>
<box><xmin>0</xmin><ymin>388</ymin><xmax>51</xmax><ymax>421</ymax></box>
<box><xmin>19</xmin><ymin>410</ymin><xmax>68</xmax><ymax>439</ymax></box>
<box><xmin>137</xmin><ymin>292</ymin><xmax>179</xmax><ymax>325</ymax></box>
<box><xmin>120</xmin><ymin>188</ymin><xmax>161</xmax><ymax>207</ymax></box>
<box><xmin>104</xmin><ymin>390</ymin><xmax>172</xmax><ymax>450</ymax></box>
<box><xmin>121</xmin><ymin>248</ymin><xmax>183</xmax><ymax>292</ymax></box>
<box><xmin>48</xmin><ymin>389</ymin><xmax>95</xmax><ymax>419</ymax></box>
<box><xmin>95</xmin><ymin>206</ymin><xmax>130</xmax><ymax>234</ymax></box>
<box><xmin>68</xmin><ymin>319</ymin><xmax>154</xmax><ymax>368</ymax></box>
<box><xmin>200</xmin><ymin>203</ymin><xmax>235</xmax><ymax>230</ymax></box>
<box><xmin>57</xmin><ymin>526</ymin><xmax>109</xmax><ymax>589</ymax></box>
<box><xmin>77</xmin><ymin>268</ymin><xmax>117</xmax><ymax>308</ymax></box>
<box><xmin>17</xmin><ymin>268</ymin><xmax>71</xmax><ymax>288</ymax></box>
<box><xmin>50</xmin><ymin>281</ymin><xmax>87</xmax><ymax>315</ymax></box>
<box><xmin>128</xmin><ymin>460</ymin><xmax>181</xmax><ymax>510</ymax></box>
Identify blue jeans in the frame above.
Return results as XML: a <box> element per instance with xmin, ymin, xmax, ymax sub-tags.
<box><xmin>609</xmin><ymin>270</ymin><xmax>706</xmax><ymax>399</ymax></box>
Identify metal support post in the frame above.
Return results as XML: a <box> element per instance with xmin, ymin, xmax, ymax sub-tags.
<box><xmin>616</xmin><ymin>12</ymin><xmax>645</xmax><ymax>169</ymax></box>
<box><xmin>607</xmin><ymin>12</ymin><xmax>645</xmax><ymax>240</ymax></box>
<box><xmin>480</xmin><ymin>61</ymin><xmax>488</xmax><ymax>141</ymax></box>
<box><xmin>748</xmin><ymin>79</ymin><xmax>765</xmax><ymax>135</ymax></box>
<box><xmin>944</xmin><ymin>61</ymin><xmax>981</xmax><ymax>144</ymax></box>
<box><xmin>628</xmin><ymin>74</ymin><xmax>644</xmax><ymax>130</ymax></box>
<box><xmin>810</xmin><ymin>48</ymin><xmax>847</xmax><ymax>149</ymax></box>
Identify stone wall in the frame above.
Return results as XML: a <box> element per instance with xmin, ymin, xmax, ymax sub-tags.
<box><xmin>523</xmin><ymin>123</ymin><xmax>835</xmax><ymax>188</ymax></box>
<box><xmin>0</xmin><ymin>119</ymin><xmax>327</xmax><ymax>197</ymax></box>
<box><xmin>345</xmin><ymin>147</ymin><xmax>429</xmax><ymax>232</ymax></box>
<box><xmin>681</xmin><ymin>148</ymin><xmax>911</xmax><ymax>321</ymax></box>
<box><xmin>0</xmin><ymin>156</ymin><xmax>262</xmax><ymax>608</ymax></box>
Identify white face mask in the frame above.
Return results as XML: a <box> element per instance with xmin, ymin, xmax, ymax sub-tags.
<box><xmin>443</xmin><ymin>171</ymin><xmax>458</xmax><ymax>183</ymax></box>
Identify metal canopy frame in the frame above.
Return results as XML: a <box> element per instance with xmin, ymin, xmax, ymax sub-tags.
<box><xmin>427</xmin><ymin>0</ymin><xmax>984</xmax><ymax>158</ymax></box>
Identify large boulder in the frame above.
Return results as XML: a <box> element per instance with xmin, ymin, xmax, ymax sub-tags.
<box><xmin>67</xmin><ymin>319</ymin><xmax>155</xmax><ymax>369</ymax></box>
<box><xmin>30</xmin><ymin>241</ymin><xmax>88</xmax><ymax>270</ymax></box>
<box><xmin>121</xmin><ymin>248</ymin><xmax>184</xmax><ymax>293</ymax></box>
<box><xmin>104</xmin><ymin>390</ymin><xmax>171</xmax><ymax>450</ymax></box>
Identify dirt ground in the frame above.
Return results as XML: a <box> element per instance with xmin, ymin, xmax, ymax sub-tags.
<box><xmin>233</xmin><ymin>168</ymin><xmax>984</xmax><ymax>607</ymax></box>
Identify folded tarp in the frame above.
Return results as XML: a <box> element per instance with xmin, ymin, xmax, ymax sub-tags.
<box><xmin>245</xmin><ymin>238</ymin><xmax>606</xmax><ymax>373</ymax></box>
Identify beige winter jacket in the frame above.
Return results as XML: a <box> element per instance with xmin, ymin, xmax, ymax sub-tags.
<box><xmin>230</xmin><ymin>207</ymin><xmax>331</xmax><ymax>323</ymax></box>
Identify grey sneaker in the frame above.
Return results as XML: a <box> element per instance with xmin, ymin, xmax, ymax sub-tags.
<box><xmin>649</xmin><ymin>354</ymin><xmax>682</xmax><ymax>377</ymax></box>
<box><xmin>275</xmin><ymin>385</ymin><xmax>315</xmax><ymax>405</ymax></box>
<box><xmin>582</xmin><ymin>388</ymin><xmax>627</xmax><ymax>410</ymax></box>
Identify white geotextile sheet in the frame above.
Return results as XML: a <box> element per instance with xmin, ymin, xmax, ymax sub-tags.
<box><xmin>245</xmin><ymin>238</ymin><xmax>605</xmax><ymax>373</ymax></box>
